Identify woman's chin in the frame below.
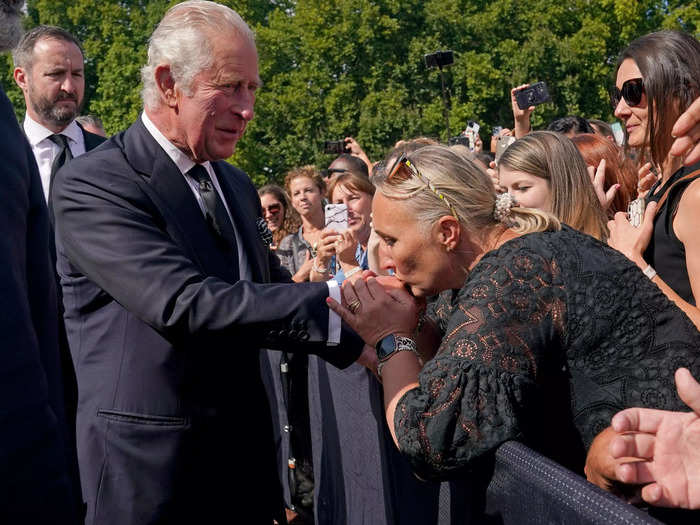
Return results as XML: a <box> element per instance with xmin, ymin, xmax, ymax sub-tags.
<box><xmin>408</xmin><ymin>284</ymin><xmax>430</xmax><ymax>298</ymax></box>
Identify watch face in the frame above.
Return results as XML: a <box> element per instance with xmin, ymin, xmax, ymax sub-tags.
<box><xmin>376</xmin><ymin>333</ymin><xmax>397</xmax><ymax>361</ymax></box>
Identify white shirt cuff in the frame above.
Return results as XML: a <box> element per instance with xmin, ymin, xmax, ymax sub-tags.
<box><xmin>326</xmin><ymin>279</ymin><xmax>341</xmax><ymax>345</ymax></box>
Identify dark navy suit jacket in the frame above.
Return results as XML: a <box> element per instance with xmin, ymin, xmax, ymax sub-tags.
<box><xmin>0</xmin><ymin>88</ymin><xmax>78</xmax><ymax>523</ymax></box>
<box><xmin>52</xmin><ymin>117</ymin><xmax>361</xmax><ymax>525</ymax></box>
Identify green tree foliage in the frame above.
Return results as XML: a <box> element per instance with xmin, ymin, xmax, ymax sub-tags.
<box><xmin>1</xmin><ymin>0</ymin><xmax>698</xmax><ymax>187</ymax></box>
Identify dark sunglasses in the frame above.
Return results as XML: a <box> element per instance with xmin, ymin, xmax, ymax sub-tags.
<box><xmin>386</xmin><ymin>153</ymin><xmax>459</xmax><ymax>220</ymax></box>
<box><xmin>610</xmin><ymin>78</ymin><xmax>644</xmax><ymax>109</ymax></box>
<box><xmin>261</xmin><ymin>203</ymin><xmax>282</xmax><ymax>214</ymax></box>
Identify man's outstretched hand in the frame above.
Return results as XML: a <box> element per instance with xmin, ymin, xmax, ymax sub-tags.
<box><xmin>611</xmin><ymin>368</ymin><xmax>700</xmax><ymax>509</ymax></box>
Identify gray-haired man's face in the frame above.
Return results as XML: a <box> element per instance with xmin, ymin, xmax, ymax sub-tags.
<box><xmin>0</xmin><ymin>0</ymin><xmax>23</xmax><ymax>51</ymax></box>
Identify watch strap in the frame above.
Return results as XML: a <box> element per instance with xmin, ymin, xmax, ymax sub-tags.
<box><xmin>377</xmin><ymin>336</ymin><xmax>421</xmax><ymax>378</ymax></box>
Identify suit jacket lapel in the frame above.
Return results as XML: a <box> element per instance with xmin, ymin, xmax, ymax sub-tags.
<box><xmin>213</xmin><ymin>162</ymin><xmax>269</xmax><ymax>283</ymax></box>
<box><xmin>121</xmin><ymin>118</ymin><xmax>240</xmax><ymax>282</ymax></box>
<box><xmin>78</xmin><ymin>124</ymin><xmax>107</xmax><ymax>151</ymax></box>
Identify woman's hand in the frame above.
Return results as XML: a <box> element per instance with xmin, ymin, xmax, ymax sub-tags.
<box><xmin>587</xmin><ymin>158</ymin><xmax>619</xmax><ymax>211</ymax></box>
<box><xmin>511</xmin><ymin>84</ymin><xmax>534</xmax><ymax>138</ymax></box>
<box><xmin>293</xmin><ymin>251</ymin><xmax>314</xmax><ymax>282</ymax></box>
<box><xmin>585</xmin><ymin>427</ymin><xmax>644</xmax><ymax>502</ymax></box>
<box><xmin>326</xmin><ymin>276</ymin><xmax>419</xmax><ymax>347</ymax></box>
<box><xmin>637</xmin><ymin>162</ymin><xmax>660</xmax><ymax>199</ymax></box>
<box><xmin>356</xmin><ymin>343</ymin><xmax>379</xmax><ymax>378</ymax></box>
<box><xmin>487</xmin><ymin>161</ymin><xmax>502</xmax><ymax>192</ymax></box>
<box><xmin>315</xmin><ymin>229</ymin><xmax>340</xmax><ymax>267</ymax></box>
<box><xmin>335</xmin><ymin>229</ymin><xmax>359</xmax><ymax>267</ymax></box>
<box><xmin>671</xmin><ymin>96</ymin><xmax>700</xmax><ymax>166</ymax></box>
<box><xmin>344</xmin><ymin>136</ymin><xmax>372</xmax><ymax>170</ymax></box>
<box><xmin>607</xmin><ymin>201</ymin><xmax>657</xmax><ymax>268</ymax></box>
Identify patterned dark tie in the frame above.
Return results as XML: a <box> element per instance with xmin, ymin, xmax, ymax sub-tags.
<box><xmin>188</xmin><ymin>164</ymin><xmax>238</xmax><ymax>249</ymax></box>
<box><xmin>48</xmin><ymin>134</ymin><xmax>73</xmax><ymax>202</ymax></box>
<box><xmin>48</xmin><ymin>133</ymin><xmax>73</xmax><ymax>180</ymax></box>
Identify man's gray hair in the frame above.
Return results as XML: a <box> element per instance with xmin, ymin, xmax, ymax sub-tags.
<box><xmin>12</xmin><ymin>25</ymin><xmax>84</xmax><ymax>70</ymax></box>
<box><xmin>0</xmin><ymin>0</ymin><xmax>23</xmax><ymax>52</ymax></box>
<box><xmin>141</xmin><ymin>0</ymin><xmax>255</xmax><ymax>110</ymax></box>
<box><xmin>75</xmin><ymin>113</ymin><xmax>104</xmax><ymax>129</ymax></box>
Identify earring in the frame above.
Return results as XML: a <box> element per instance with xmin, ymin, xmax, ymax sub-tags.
<box><xmin>445</xmin><ymin>244</ymin><xmax>452</xmax><ymax>252</ymax></box>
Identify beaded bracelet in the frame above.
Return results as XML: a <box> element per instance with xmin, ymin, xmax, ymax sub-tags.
<box><xmin>312</xmin><ymin>260</ymin><xmax>330</xmax><ymax>274</ymax></box>
<box><xmin>343</xmin><ymin>266</ymin><xmax>362</xmax><ymax>279</ymax></box>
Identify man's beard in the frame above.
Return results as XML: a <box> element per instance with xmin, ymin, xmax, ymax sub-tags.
<box><xmin>0</xmin><ymin>0</ymin><xmax>24</xmax><ymax>51</ymax></box>
<box><xmin>28</xmin><ymin>88</ymin><xmax>83</xmax><ymax>128</ymax></box>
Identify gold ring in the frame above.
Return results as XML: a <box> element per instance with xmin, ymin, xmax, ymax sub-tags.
<box><xmin>347</xmin><ymin>300</ymin><xmax>361</xmax><ymax>314</ymax></box>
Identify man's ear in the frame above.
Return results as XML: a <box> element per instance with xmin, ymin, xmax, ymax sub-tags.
<box><xmin>154</xmin><ymin>65</ymin><xmax>178</xmax><ymax>108</ymax></box>
<box><xmin>13</xmin><ymin>67</ymin><xmax>28</xmax><ymax>92</ymax></box>
<box><xmin>435</xmin><ymin>215</ymin><xmax>460</xmax><ymax>252</ymax></box>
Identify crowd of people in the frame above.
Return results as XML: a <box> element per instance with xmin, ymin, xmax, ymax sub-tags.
<box><xmin>2</xmin><ymin>0</ymin><xmax>700</xmax><ymax>524</ymax></box>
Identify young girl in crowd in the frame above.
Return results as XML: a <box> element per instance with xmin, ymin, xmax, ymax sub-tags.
<box><xmin>497</xmin><ymin>131</ymin><xmax>609</xmax><ymax>240</ymax></box>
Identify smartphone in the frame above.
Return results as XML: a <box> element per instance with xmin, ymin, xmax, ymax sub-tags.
<box><xmin>492</xmin><ymin>126</ymin><xmax>503</xmax><ymax>137</ymax></box>
<box><xmin>515</xmin><ymin>81</ymin><xmax>551</xmax><ymax>110</ymax></box>
<box><xmin>324</xmin><ymin>203</ymin><xmax>348</xmax><ymax>232</ymax></box>
<box><xmin>611</xmin><ymin>122</ymin><xmax>625</xmax><ymax>146</ymax></box>
<box><xmin>495</xmin><ymin>135</ymin><xmax>516</xmax><ymax>164</ymax></box>
<box><xmin>463</xmin><ymin>121</ymin><xmax>480</xmax><ymax>150</ymax></box>
<box><xmin>627</xmin><ymin>197</ymin><xmax>645</xmax><ymax>227</ymax></box>
<box><xmin>324</xmin><ymin>140</ymin><xmax>347</xmax><ymax>155</ymax></box>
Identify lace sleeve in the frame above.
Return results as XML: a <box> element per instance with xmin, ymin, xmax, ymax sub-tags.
<box><xmin>394</xmin><ymin>245</ymin><xmax>567</xmax><ymax>479</ymax></box>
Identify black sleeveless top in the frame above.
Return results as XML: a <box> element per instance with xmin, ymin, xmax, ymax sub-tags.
<box><xmin>644</xmin><ymin>161</ymin><xmax>700</xmax><ymax>306</ymax></box>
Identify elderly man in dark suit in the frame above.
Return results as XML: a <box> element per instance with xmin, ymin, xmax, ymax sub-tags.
<box><xmin>51</xmin><ymin>2</ymin><xmax>373</xmax><ymax>524</ymax></box>
<box><xmin>0</xmin><ymin>1</ymin><xmax>79</xmax><ymax>523</ymax></box>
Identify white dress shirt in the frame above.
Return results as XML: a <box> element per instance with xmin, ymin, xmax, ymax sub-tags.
<box><xmin>140</xmin><ymin>112</ymin><xmax>341</xmax><ymax>345</ymax></box>
<box><xmin>24</xmin><ymin>115</ymin><xmax>86</xmax><ymax>203</ymax></box>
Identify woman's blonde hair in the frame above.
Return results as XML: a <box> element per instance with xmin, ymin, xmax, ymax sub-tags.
<box><xmin>375</xmin><ymin>145</ymin><xmax>559</xmax><ymax>242</ymax></box>
<box><xmin>283</xmin><ymin>165</ymin><xmax>326</xmax><ymax>196</ymax></box>
<box><xmin>498</xmin><ymin>131</ymin><xmax>608</xmax><ymax>240</ymax></box>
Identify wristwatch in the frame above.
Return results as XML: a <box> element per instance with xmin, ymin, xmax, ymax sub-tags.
<box><xmin>376</xmin><ymin>334</ymin><xmax>420</xmax><ymax>377</ymax></box>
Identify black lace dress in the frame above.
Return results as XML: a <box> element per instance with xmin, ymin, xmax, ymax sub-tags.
<box><xmin>395</xmin><ymin>227</ymin><xmax>700</xmax><ymax>480</ymax></box>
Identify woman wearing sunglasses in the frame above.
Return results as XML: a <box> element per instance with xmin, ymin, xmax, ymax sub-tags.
<box><xmin>258</xmin><ymin>184</ymin><xmax>300</xmax><ymax>251</ymax></box>
<box><xmin>326</xmin><ymin>145</ymin><xmax>700</xmax><ymax>504</ymax></box>
<box><xmin>608</xmin><ymin>30</ymin><xmax>700</xmax><ymax>329</ymax></box>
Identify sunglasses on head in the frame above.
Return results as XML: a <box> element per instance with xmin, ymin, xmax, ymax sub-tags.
<box><xmin>610</xmin><ymin>78</ymin><xmax>644</xmax><ymax>109</ymax></box>
<box><xmin>386</xmin><ymin>153</ymin><xmax>459</xmax><ymax>221</ymax></box>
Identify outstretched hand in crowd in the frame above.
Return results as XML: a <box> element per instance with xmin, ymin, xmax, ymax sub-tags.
<box><xmin>671</xmin><ymin>96</ymin><xmax>700</xmax><ymax>166</ymax></box>
<box><xmin>344</xmin><ymin>137</ymin><xmax>372</xmax><ymax>171</ymax></box>
<box><xmin>587</xmin><ymin>158</ymin><xmax>619</xmax><ymax>211</ymax></box>
<box><xmin>611</xmin><ymin>368</ymin><xmax>700</xmax><ymax>509</ymax></box>
<box><xmin>511</xmin><ymin>85</ymin><xmax>534</xmax><ymax>139</ymax></box>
